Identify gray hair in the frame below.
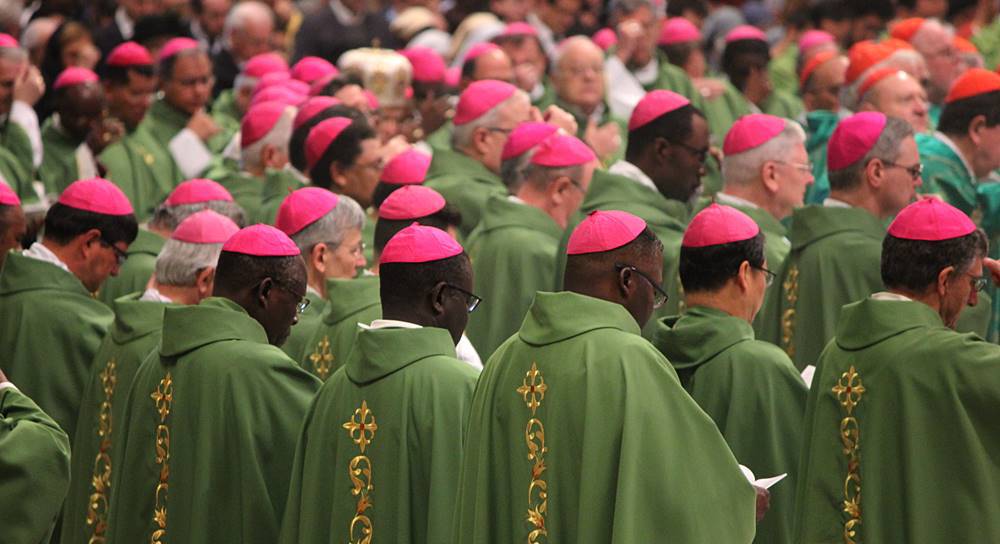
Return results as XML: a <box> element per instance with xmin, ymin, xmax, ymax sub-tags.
<box><xmin>290</xmin><ymin>194</ymin><xmax>365</xmax><ymax>255</ymax></box>
<box><xmin>451</xmin><ymin>91</ymin><xmax>528</xmax><ymax>151</ymax></box>
<box><xmin>0</xmin><ymin>42</ymin><xmax>26</xmax><ymax>63</ymax></box>
<box><xmin>500</xmin><ymin>147</ymin><xmax>537</xmax><ymax>193</ymax></box>
<box><xmin>722</xmin><ymin>120</ymin><xmax>806</xmax><ymax>187</ymax></box>
<box><xmin>21</xmin><ymin>17</ymin><xmax>58</xmax><ymax>54</ymax></box>
<box><xmin>154</xmin><ymin>239</ymin><xmax>225</xmax><ymax>287</ymax></box>
<box><xmin>223</xmin><ymin>1</ymin><xmax>273</xmax><ymax>42</ymax></box>
<box><xmin>828</xmin><ymin>116</ymin><xmax>914</xmax><ymax>191</ymax></box>
<box><xmin>911</xmin><ymin>19</ymin><xmax>953</xmax><ymax>52</ymax></box>
<box><xmin>520</xmin><ymin>162</ymin><xmax>583</xmax><ymax>192</ymax></box>
<box><xmin>241</xmin><ymin>105</ymin><xmax>296</xmax><ymax>171</ymax></box>
<box><xmin>150</xmin><ymin>200</ymin><xmax>248</xmax><ymax>231</ymax></box>
<box><xmin>553</xmin><ymin>36</ymin><xmax>601</xmax><ymax>74</ymax></box>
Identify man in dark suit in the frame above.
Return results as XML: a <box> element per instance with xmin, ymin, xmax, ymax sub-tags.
<box><xmin>94</xmin><ymin>0</ymin><xmax>162</xmax><ymax>57</ymax></box>
<box><xmin>212</xmin><ymin>1</ymin><xmax>274</xmax><ymax>97</ymax></box>
<box><xmin>292</xmin><ymin>0</ymin><xmax>397</xmax><ymax>65</ymax></box>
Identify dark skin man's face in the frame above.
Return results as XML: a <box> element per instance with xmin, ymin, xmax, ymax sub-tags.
<box><xmin>59</xmin><ymin>83</ymin><xmax>106</xmax><ymax>142</ymax></box>
<box><xmin>653</xmin><ymin>114</ymin><xmax>709</xmax><ymax>203</ymax></box>
<box><xmin>162</xmin><ymin>52</ymin><xmax>213</xmax><ymax>116</ymax></box>
<box><xmin>106</xmin><ymin>70</ymin><xmax>156</xmax><ymax>130</ymax></box>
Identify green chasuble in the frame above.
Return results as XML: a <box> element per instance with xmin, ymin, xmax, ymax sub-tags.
<box><xmin>139</xmin><ymin>98</ymin><xmax>230</xmax><ymax>174</ymax></box>
<box><xmin>425</xmin><ymin>121</ymin><xmax>452</xmax><ymax>153</ymax></box>
<box><xmin>300</xmin><ymin>275</ymin><xmax>381</xmax><ymax>381</ymax></box>
<box><xmin>255</xmin><ymin>168</ymin><xmax>307</xmax><ymax>225</ymax></box>
<box><xmin>0</xmin><ymin>142</ymin><xmax>34</xmax><ymax>203</ymax></box>
<box><xmin>916</xmin><ymin>131</ymin><xmax>978</xmax><ymax>215</ymax></box>
<box><xmin>61</xmin><ymin>294</ymin><xmax>171</xmax><ymax>544</ymax></box>
<box><xmin>452</xmin><ymin>291</ymin><xmax>757</xmax><ymax>542</ymax></box>
<box><xmin>0</xmin><ymin>253</ymin><xmax>113</xmax><ymax>443</ymax></box>
<box><xmin>695</xmin><ymin>196</ymin><xmax>790</xmax><ymax>270</ymax></box>
<box><xmin>38</xmin><ymin>118</ymin><xmax>85</xmax><ymax>195</ymax></box>
<box><xmin>212</xmin><ymin>170</ymin><xmax>265</xmax><ymax>221</ymax></box>
<box><xmin>465</xmin><ymin>195</ymin><xmax>563</xmax><ymax>358</ymax></box>
<box><xmin>794</xmin><ymin>297</ymin><xmax>1000</xmax><ymax>543</ymax></box>
<box><xmin>702</xmin><ymin>80</ymin><xmax>753</xmax><ymax>152</ymax></box>
<box><xmin>104</xmin><ymin>297</ymin><xmax>320</xmax><ymax>544</ymax></box>
<box><xmin>424</xmin><ymin>148</ymin><xmax>507</xmax><ymax>236</ymax></box>
<box><xmin>280</xmin><ymin>326</ymin><xmax>479</xmax><ymax>544</ymax></box>
<box><xmin>768</xmin><ymin>44</ymin><xmax>799</xmax><ymax>97</ymax></box>
<box><xmin>972</xmin><ymin>17</ymin><xmax>1000</xmax><ymax>70</ymax></box>
<box><xmin>762</xmin><ymin>89</ymin><xmax>804</xmax><ymax>122</ymax></box>
<box><xmin>0</xmin><ymin>386</ymin><xmax>71</xmax><ymax>544</ymax></box>
<box><xmin>0</xmin><ymin>118</ymin><xmax>35</xmax><ymax>179</ymax></box>
<box><xmin>803</xmin><ymin>110</ymin><xmax>840</xmax><ymax>204</ymax></box>
<box><xmin>100</xmin><ymin>128</ymin><xmax>181</xmax><ymax>222</ymax></box>
<box><xmin>756</xmin><ymin>205</ymin><xmax>885</xmax><ymax>369</ymax></box>
<box><xmin>653</xmin><ymin>305</ymin><xmax>806</xmax><ymax>544</ymax></box>
<box><xmin>651</xmin><ymin>52</ymin><xmax>702</xmax><ymax>101</ymax></box>
<box><xmin>280</xmin><ymin>289</ymin><xmax>327</xmax><ymax>362</ymax></box>
<box><xmin>210</xmin><ymin>89</ymin><xmax>241</xmax><ymax>142</ymax></box>
<box><xmin>98</xmin><ymin>229</ymin><xmax>165</xmax><ymax>306</ymax></box>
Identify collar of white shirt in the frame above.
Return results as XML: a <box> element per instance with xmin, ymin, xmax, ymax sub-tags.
<box><xmin>364</xmin><ymin>319</ymin><xmax>422</xmax><ymax>330</ymax></box>
<box><xmin>823</xmin><ymin>197</ymin><xmax>852</xmax><ymax>208</ymax></box>
<box><xmin>140</xmin><ymin>287</ymin><xmax>174</xmax><ymax>303</ymax></box>
<box><xmin>22</xmin><ymin>242</ymin><xmax>71</xmax><ymax>273</ymax></box>
<box><xmin>715</xmin><ymin>192</ymin><xmax>760</xmax><ymax>209</ymax></box>
<box><xmin>870</xmin><ymin>291</ymin><xmax>913</xmax><ymax>302</ymax></box>
<box><xmin>608</xmin><ymin>160</ymin><xmax>658</xmax><ymax>192</ymax></box>
<box><xmin>632</xmin><ymin>56</ymin><xmax>659</xmax><ymax>86</ymax></box>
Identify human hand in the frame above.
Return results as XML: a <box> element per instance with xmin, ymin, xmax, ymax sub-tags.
<box><xmin>186</xmin><ymin>109</ymin><xmax>221</xmax><ymax>141</ymax></box>
<box><xmin>13</xmin><ymin>64</ymin><xmax>44</xmax><ymax>106</ymax></box>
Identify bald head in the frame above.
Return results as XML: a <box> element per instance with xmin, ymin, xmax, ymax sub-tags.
<box><xmin>552</xmin><ymin>36</ymin><xmax>605</xmax><ymax>112</ymax></box>
<box><xmin>910</xmin><ymin>19</ymin><xmax>961</xmax><ymax>103</ymax></box>
<box><xmin>224</xmin><ymin>1</ymin><xmax>274</xmax><ymax>62</ymax></box>
<box><xmin>463</xmin><ymin>47</ymin><xmax>514</xmax><ymax>87</ymax></box>
<box><xmin>860</xmin><ymin>71</ymin><xmax>929</xmax><ymax>133</ymax></box>
<box><xmin>57</xmin><ymin>82</ymin><xmax>106</xmax><ymax>142</ymax></box>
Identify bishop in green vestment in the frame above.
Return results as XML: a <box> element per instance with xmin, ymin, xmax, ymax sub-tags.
<box><xmin>97</xmin><ymin>229</ymin><xmax>165</xmax><ymax>305</ymax></box>
<box><xmin>0</xmin><ymin>120</ymin><xmax>37</xmax><ymax>202</ymax></box>
<box><xmin>301</xmin><ymin>275</ymin><xmax>381</xmax><ymax>380</ymax></box>
<box><xmin>38</xmin><ymin>75</ymin><xmax>112</xmax><ymax>195</ymax></box>
<box><xmin>105</xmin><ymin>225</ymin><xmax>320</xmax><ymax>544</ymax></box>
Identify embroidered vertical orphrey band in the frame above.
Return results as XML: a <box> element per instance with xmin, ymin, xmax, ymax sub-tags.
<box><xmin>343</xmin><ymin>400</ymin><xmax>377</xmax><ymax>544</ymax></box>
<box><xmin>781</xmin><ymin>264</ymin><xmax>800</xmax><ymax>358</ymax></box>
<box><xmin>86</xmin><ymin>358</ymin><xmax>117</xmax><ymax>544</ymax></box>
<box><xmin>150</xmin><ymin>372</ymin><xmax>174</xmax><ymax>544</ymax></box>
<box><xmin>832</xmin><ymin>365</ymin><xmax>865</xmax><ymax>544</ymax></box>
<box><xmin>517</xmin><ymin>362</ymin><xmax>549</xmax><ymax>543</ymax></box>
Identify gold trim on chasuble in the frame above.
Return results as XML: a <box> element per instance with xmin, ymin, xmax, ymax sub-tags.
<box><xmin>517</xmin><ymin>362</ymin><xmax>548</xmax><ymax>543</ymax></box>
<box><xmin>87</xmin><ymin>358</ymin><xmax>117</xmax><ymax>544</ymax></box>
<box><xmin>343</xmin><ymin>400</ymin><xmax>378</xmax><ymax>544</ymax></box>
<box><xmin>832</xmin><ymin>365</ymin><xmax>865</xmax><ymax>544</ymax></box>
<box><xmin>150</xmin><ymin>372</ymin><xmax>174</xmax><ymax>544</ymax></box>
<box><xmin>309</xmin><ymin>335</ymin><xmax>335</xmax><ymax>381</ymax></box>
<box><xmin>780</xmin><ymin>264</ymin><xmax>799</xmax><ymax>358</ymax></box>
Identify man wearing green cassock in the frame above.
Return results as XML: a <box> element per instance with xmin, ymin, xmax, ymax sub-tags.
<box><xmin>799</xmin><ymin>51</ymin><xmax>848</xmax><ymax>204</ymax></box>
<box><xmin>105</xmin><ymin>224</ymin><xmax>320</xmax><ymax>544</ymax></box>
<box><xmin>654</xmin><ymin>204</ymin><xmax>807</xmax><ymax>544</ymax></box>
<box><xmin>62</xmin><ymin>210</ymin><xmax>237</xmax><ymax>544</ymax></box>
<box><xmin>0</xmin><ymin>178</ymin><xmax>138</xmax><ymax>457</ymax></box>
<box><xmin>0</xmin><ymin>41</ymin><xmax>44</xmax><ymax>184</ymax></box>
<box><xmin>757</xmin><ymin>113</ymin><xmax>922</xmax><ymax>369</ymax></box>
<box><xmin>0</xmin><ymin>373</ymin><xmax>71</xmax><ymax>544</ymax></box>
<box><xmin>466</xmin><ymin>130</ymin><xmax>596</xmax><ymax>358</ymax></box>
<box><xmin>280</xmin><ymin>223</ymin><xmax>480</xmax><ymax>544</ymax></box>
<box><xmin>453</xmin><ymin>210</ymin><xmax>762</xmax><ymax>542</ymax></box>
<box><xmin>794</xmin><ymin>198</ymin><xmax>1000</xmax><ymax>543</ymax></box>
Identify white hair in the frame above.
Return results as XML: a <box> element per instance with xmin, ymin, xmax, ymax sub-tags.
<box><xmin>150</xmin><ymin>200</ymin><xmax>248</xmax><ymax>231</ymax></box>
<box><xmin>241</xmin><ymin>105</ymin><xmax>296</xmax><ymax>171</ymax></box>
<box><xmin>911</xmin><ymin>19</ymin><xmax>953</xmax><ymax>53</ymax></box>
<box><xmin>500</xmin><ymin>147</ymin><xmax>537</xmax><ymax>192</ymax></box>
<box><xmin>223</xmin><ymin>1</ymin><xmax>273</xmax><ymax>41</ymax></box>
<box><xmin>233</xmin><ymin>74</ymin><xmax>259</xmax><ymax>91</ymax></box>
<box><xmin>451</xmin><ymin>90</ymin><xmax>529</xmax><ymax>151</ymax></box>
<box><xmin>722</xmin><ymin>120</ymin><xmax>807</xmax><ymax>187</ymax></box>
<box><xmin>553</xmin><ymin>35</ymin><xmax>601</xmax><ymax>73</ymax></box>
<box><xmin>290</xmin><ymin>194</ymin><xmax>365</xmax><ymax>255</ymax></box>
<box><xmin>154</xmin><ymin>239</ymin><xmax>225</xmax><ymax>286</ymax></box>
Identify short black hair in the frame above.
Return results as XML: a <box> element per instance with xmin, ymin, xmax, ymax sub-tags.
<box><xmin>882</xmin><ymin>230</ymin><xmax>988</xmax><ymax>293</ymax></box>
<box><xmin>810</xmin><ymin>0</ymin><xmax>851</xmax><ymax>27</ymax></box>
<box><xmin>289</xmin><ymin>105</ymin><xmax>365</xmax><ymax>173</ymax></box>
<box><xmin>937</xmin><ymin>90</ymin><xmax>1000</xmax><ymax>137</ymax></box>
<box><xmin>411</xmin><ymin>80</ymin><xmax>451</xmax><ymax>102</ymax></box>
<box><xmin>134</xmin><ymin>13</ymin><xmax>192</xmax><ymax>56</ymax></box>
<box><xmin>625</xmin><ymin>103</ymin><xmax>700</xmax><ymax>161</ymax></box>
<box><xmin>213</xmin><ymin>252</ymin><xmax>305</xmax><ymax>293</ymax></box>
<box><xmin>371</xmin><ymin>182</ymin><xmax>399</xmax><ymax>209</ymax></box>
<box><xmin>158</xmin><ymin>47</ymin><xmax>204</xmax><ymax>81</ymax></box>
<box><xmin>314</xmin><ymin>73</ymin><xmax>364</xmax><ymax>97</ymax></box>
<box><xmin>380</xmin><ymin>252</ymin><xmax>471</xmax><ymax>308</ymax></box>
<box><xmin>721</xmin><ymin>38</ymin><xmax>770</xmax><ymax>92</ymax></box>
<box><xmin>846</xmin><ymin>0</ymin><xmax>893</xmax><ymax>21</ymax></box>
<box><xmin>659</xmin><ymin>42</ymin><xmax>697</xmax><ymax>69</ymax></box>
<box><xmin>564</xmin><ymin>226</ymin><xmax>664</xmax><ymax>287</ymax></box>
<box><xmin>43</xmin><ymin>202</ymin><xmax>139</xmax><ymax>246</ymax></box>
<box><xmin>373</xmin><ymin>204</ymin><xmax>463</xmax><ymax>256</ymax></box>
<box><xmin>679</xmin><ymin>232</ymin><xmax>765</xmax><ymax>292</ymax></box>
<box><xmin>308</xmin><ymin>116</ymin><xmax>376</xmax><ymax>189</ymax></box>
<box><xmin>99</xmin><ymin>63</ymin><xmax>155</xmax><ymax>86</ymax></box>
<box><xmin>666</xmin><ymin>0</ymin><xmax>708</xmax><ymax>18</ymax></box>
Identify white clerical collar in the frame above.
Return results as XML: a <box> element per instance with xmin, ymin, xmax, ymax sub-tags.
<box><xmin>365</xmin><ymin>318</ymin><xmax>422</xmax><ymax>330</ymax></box>
<box><xmin>823</xmin><ymin>197</ymin><xmax>852</xmax><ymax>208</ymax></box>
<box><xmin>23</xmin><ymin>242</ymin><xmax>70</xmax><ymax>273</ymax></box>
<box><xmin>632</xmin><ymin>56</ymin><xmax>659</xmax><ymax>86</ymax></box>
<box><xmin>306</xmin><ymin>285</ymin><xmax>322</xmax><ymax>298</ymax></box>
<box><xmin>716</xmin><ymin>192</ymin><xmax>760</xmax><ymax>209</ymax></box>
<box><xmin>608</xmin><ymin>160</ymin><xmax>658</xmax><ymax>192</ymax></box>
<box><xmin>507</xmin><ymin>195</ymin><xmax>526</xmax><ymax>204</ymax></box>
<box><xmin>140</xmin><ymin>287</ymin><xmax>174</xmax><ymax>303</ymax></box>
<box><xmin>871</xmin><ymin>291</ymin><xmax>913</xmax><ymax>302</ymax></box>
<box><xmin>115</xmin><ymin>7</ymin><xmax>135</xmax><ymax>40</ymax></box>
<box><xmin>329</xmin><ymin>0</ymin><xmax>361</xmax><ymax>26</ymax></box>
<box><xmin>934</xmin><ymin>131</ymin><xmax>978</xmax><ymax>183</ymax></box>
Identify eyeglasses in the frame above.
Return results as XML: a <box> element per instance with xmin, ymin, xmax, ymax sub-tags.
<box><xmin>614</xmin><ymin>263</ymin><xmax>669</xmax><ymax>309</ymax></box>
<box><xmin>443</xmin><ymin>283</ymin><xmax>483</xmax><ymax>313</ymax></box>
<box><xmin>774</xmin><ymin>160</ymin><xmax>814</xmax><ymax>174</ymax></box>
<box><xmin>753</xmin><ymin>265</ymin><xmax>777</xmax><ymax>287</ymax></box>
<box><xmin>99</xmin><ymin>239</ymin><xmax>128</xmax><ymax>266</ymax></box>
<box><xmin>882</xmin><ymin>161</ymin><xmax>924</xmax><ymax>180</ymax></box>
<box><xmin>668</xmin><ymin>140</ymin><xmax>710</xmax><ymax>165</ymax></box>
<box><xmin>966</xmin><ymin>272</ymin><xmax>988</xmax><ymax>293</ymax></box>
<box><xmin>274</xmin><ymin>283</ymin><xmax>311</xmax><ymax>314</ymax></box>
<box><xmin>485</xmin><ymin>127</ymin><xmax>514</xmax><ymax>135</ymax></box>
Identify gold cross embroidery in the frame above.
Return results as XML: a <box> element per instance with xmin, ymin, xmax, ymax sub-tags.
<box><xmin>309</xmin><ymin>335</ymin><xmax>335</xmax><ymax>381</ymax></box>
<box><xmin>343</xmin><ymin>400</ymin><xmax>378</xmax><ymax>453</ymax></box>
<box><xmin>517</xmin><ymin>362</ymin><xmax>547</xmax><ymax>415</ymax></box>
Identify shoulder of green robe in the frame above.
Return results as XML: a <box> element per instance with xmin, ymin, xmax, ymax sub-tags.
<box><xmin>0</xmin><ymin>253</ymin><xmax>102</xmax><ymax>300</ymax></box>
<box><xmin>787</xmin><ymin>205</ymin><xmax>885</xmax><ymax>249</ymax></box>
<box><xmin>322</xmin><ymin>276</ymin><xmax>381</xmax><ymax>323</ymax></box>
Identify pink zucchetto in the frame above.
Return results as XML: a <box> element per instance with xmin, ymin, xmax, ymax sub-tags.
<box><xmin>165</xmin><ymin>178</ymin><xmax>234</xmax><ymax>206</ymax></box>
<box><xmin>222</xmin><ymin>224</ymin><xmax>300</xmax><ymax>256</ymax></box>
<box><xmin>379</xmin><ymin>185</ymin><xmax>446</xmax><ymax>220</ymax></box>
<box><xmin>682</xmin><ymin>204</ymin><xmax>760</xmax><ymax>248</ymax></box>
<box><xmin>0</xmin><ymin>182</ymin><xmax>20</xmax><ymax>206</ymax></box>
<box><xmin>305</xmin><ymin>117</ymin><xmax>353</xmax><ymax>170</ymax></box>
<box><xmin>798</xmin><ymin>30</ymin><xmax>835</xmax><ymax>53</ymax></box>
<box><xmin>171</xmin><ymin>209</ymin><xmax>240</xmax><ymax>244</ymax></box>
<box><xmin>888</xmin><ymin>197</ymin><xmax>977</xmax><ymax>241</ymax></box>
<box><xmin>381</xmin><ymin>149</ymin><xmax>431</xmax><ymax>185</ymax></box>
<box><xmin>827</xmin><ymin>112</ymin><xmax>887</xmax><ymax>171</ymax></box>
<box><xmin>106</xmin><ymin>41</ymin><xmax>153</xmax><ymax>67</ymax></box>
<box><xmin>501</xmin><ymin>122</ymin><xmax>558</xmax><ymax>161</ymax></box>
<box><xmin>157</xmin><ymin>37</ymin><xmax>200</xmax><ymax>62</ymax></box>
<box><xmin>567</xmin><ymin>210</ymin><xmax>647</xmax><ymax>255</ymax></box>
<box><xmin>464</xmin><ymin>41</ymin><xmax>501</xmax><ymax>62</ymax></box>
<box><xmin>445</xmin><ymin>66</ymin><xmax>460</xmax><ymax>87</ymax></box>
<box><xmin>401</xmin><ymin>47</ymin><xmax>446</xmax><ymax>84</ymax></box>
<box><xmin>453</xmin><ymin>80</ymin><xmax>517</xmax><ymax>125</ymax></box>
<box><xmin>250</xmin><ymin>85</ymin><xmax>303</xmax><ymax>107</ymax></box>
<box><xmin>725</xmin><ymin>25</ymin><xmax>767</xmax><ymax>43</ymax></box>
<box><xmin>723</xmin><ymin>114</ymin><xmax>786</xmax><ymax>155</ymax></box>
<box><xmin>58</xmin><ymin>178</ymin><xmax>134</xmax><ymax>215</ymax></box>
<box><xmin>53</xmin><ymin>67</ymin><xmax>98</xmax><ymax>90</ymax></box>
<box><xmin>293</xmin><ymin>96</ymin><xmax>341</xmax><ymax>130</ymax></box>
<box><xmin>658</xmin><ymin>18</ymin><xmax>701</xmax><ymax>46</ymax></box>
<box><xmin>501</xmin><ymin>22</ymin><xmax>539</xmax><ymax>37</ymax></box>
<box><xmin>244</xmin><ymin>52</ymin><xmax>288</xmax><ymax>79</ymax></box>
<box><xmin>592</xmin><ymin>28</ymin><xmax>617</xmax><ymax>51</ymax></box>
<box><xmin>0</xmin><ymin>33</ymin><xmax>17</xmax><ymax>48</ymax></box>
<box><xmin>276</xmin><ymin>187</ymin><xmax>340</xmax><ymax>235</ymax></box>
<box><xmin>380</xmin><ymin>222</ymin><xmax>463</xmax><ymax>264</ymax></box>
<box><xmin>628</xmin><ymin>90</ymin><xmax>691</xmax><ymax>131</ymax></box>
<box><xmin>241</xmin><ymin>101</ymin><xmax>290</xmax><ymax>148</ymax></box>
<box><xmin>531</xmin><ymin>134</ymin><xmax>596</xmax><ymax>167</ymax></box>
<box><xmin>291</xmin><ymin>56</ymin><xmax>336</xmax><ymax>83</ymax></box>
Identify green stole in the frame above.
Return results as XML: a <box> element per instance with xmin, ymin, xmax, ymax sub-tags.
<box><xmin>424</xmin><ymin>148</ymin><xmax>507</xmax><ymax>236</ymax></box>
<box><xmin>98</xmin><ymin>229</ymin><xmax>165</xmax><ymax>306</ymax></box>
<box><xmin>803</xmin><ymin>110</ymin><xmax>840</xmax><ymax>204</ymax></box>
<box><xmin>653</xmin><ymin>305</ymin><xmax>806</xmax><ymax>544</ymax></box>
<box><xmin>105</xmin><ymin>297</ymin><xmax>319</xmax><ymax>544</ymax></box>
<box><xmin>39</xmin><ymin>118</ymin><xmax>83</xmax><ymax>195</ymax></box>
<box><xmin>452</xmin><ymin>291</ymin><xmax>757</xmax><ymax>542</ymax></box>
<box><xmin>100</xmin><ymin>127</ymin><xmax>181</xmax><ymax>221</ymax></box>
<box><xmin>300</xmin><ymin>275</ymin><xmax>381</xmax><ymax>381</ymax></box>
<box><xmin>279</xmin><ymin>326</ymin><xmax>479</xmax><ymax>544</ymax></box>
<box><xmin>280</xmin><ymin>289</ymin><xmax>327</xmax><ymax>362</ymax></box>
<box><xmin>465</xmin><ymin>195</ymin><xmax>564</xmax><ymax>359</ymax></box>
<box><xmin>795</xmin><ymin>297</ymin><xmax>1000</xmax><ymax>543</ymax></box>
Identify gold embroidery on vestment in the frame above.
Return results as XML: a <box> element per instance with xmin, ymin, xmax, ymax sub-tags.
<box><xmin>150</xmin><ymin>372</ymin><xmax>173</xmax><ymax>544</ymax></box>
<box><xmin>519</xmin><ymin>362</ymin><xmax>548</xmax><ymax>543</ymax></box>
<box><xmin>832</xmin><ymin>365</ymin><xmax>865</xmax><ymax>543</ymax></box>
<box><xmin>344</xmin><ymin>401</ymin><xmax>377</xmax><ymax>544</ymax></box>
<box><xmin>87</xmin><ymin>358</ymin><xmax>117</xmax><ymax>543</ymax></box>
<box><xmin>309</xmin><ymin>335</ymin><xmax>334</xmax><ymax>381</ymax></box>
<box><xmin>781</xmin><ymin>264</ymin><xmax>799</xmax><ymax>358</ymax></box>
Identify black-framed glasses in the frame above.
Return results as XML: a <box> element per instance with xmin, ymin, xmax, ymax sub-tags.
<box><xmin>99</xmin><ymin>238</ymin><xmax>128</xmax><ymax>266</ymax></box>
<box><xmin>668</xmin><ymin>139</ymin><xmax>710</xmax><ymax>165</ymax></box>
<box><xmin>273</xmin><ymin>283</ymin><xmax>310</xmax><ymax>314</ymax></box>
<box><xmin>966</xmin><ymin>272</ymin><xmax>988</xmax><ymax>293</ymax></box>
<box><xmin>615</xmin><ymin>263</ymin><xmax>668</xmax><ymax>309</ymax></box>
<box><xmin>444</xmin><ymin>283</ymin><xmax>483</xmax><ymax>313</ymax></box>
<box><xmin>753</xmin><ymin>265</ymin><xmax>777</xmax><ymax>287</ymax></box>
<box><xmin>882</xmin><ymin>161</ymin><xmax>924</xmax><ymax>180</ymax></box>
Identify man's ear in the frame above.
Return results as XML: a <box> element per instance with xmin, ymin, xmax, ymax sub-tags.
<box><xmin>760</xmin><ymin>162</ymin><xmax>780</xmax><ymax>194</ymax></box>
<box><xmin>196</xmin><ymin>267</ymin><xmax>215</xmax><ymax>299</ymax></box>
<box><xmin>80</xmin><ymin>228</ymin><xmax>103</xmax><ymax>258</ymax></box>
<box><xmin>865</xmin><ymin>158</ymin><xmax>884</xmax><ymax>189</ymax></box>
<box><xmin>472</xmin><ymin>126</ymin><xmax>492</xmax><ymax>157</ymax></box>
<box><xmin>736</xmin><ymin>260</ymin><xmax>752</xmax><ymax>292</ymax></box>
<box><xmin>549</xmin><ymin>176</ymin><xmax>571</xmax><ymax>205</ymax></box>
<box><xmin>617</xmin><ymin>266</ymin><xmax>634</xmax><ymax>298</ymax></box>
<box><xmin>257</xmin><ymin>277</ymin><xmax>274</xmax><ymax>308</ymax></box>
<box><xmin>311</xmin><ymin>243</ymin><xmax>328</xmax><ymax>274</ymax></box>
<box><xmin>936</xmin><ymin>265</ymin><xmax>955</xmax><ymax>298</ymax></box>
<box><xmin>430</xmin><ymin>281</ymin><xmax>448</xmax><ymax>316</ymax></box>
<box><xmin>330</xmin><ymin>163</ymin><xmax>350</xmax><ymax>189</ymax></box>
<box><xmin>969</xmin><ymin>115</ymin><xmax>987</xmax><ymax>146</ymax></box>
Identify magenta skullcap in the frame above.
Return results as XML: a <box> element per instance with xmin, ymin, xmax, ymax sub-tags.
<box><xmin>827</xmin><ymin>112</ymin><xmax>887</xmax><ymax>171</ymax></box>
<box><xmin>291</xmin><ymin>56</ymin><xmax>337</xmax><ymax>83</ymax></box>
<box><xmin>106</xmin><ymin>41</ymin><xmax>153</xmax><ymax>67</ymax></box>
<box><xmin>501</xmin><ymin>122</ymin><xmax>558</xmax><ymax>161</ymax></box>
<box><xmin>381</xmin><ymin>149</ymin><xmax>431</xmax><ymax>185</ymax></box>
<box><xmin>58</xmin><ymin>178</ymin><xmax>134</xmax><ymax>215</ymax></box>
<box><xmin>308</xmin><ymin>72</ymin><xmax>339</xmax><ymax>96</ymax></box>
<box><xmin>0</xmin><ymin>182</ymin><xmax>20</xmax><ymax>206</ymax></box>
<box><xmin>501</xmin><ymin>22</ymin><xmax>539</xmax><ymax>37</ymax></box>
<box><xmin>401</xmin><ymin>47</ymin><xmax>447</xmax><ymax>84</ymax></box>
<box><xmin>157</xmin><ymin>37</ymin><xmax>200</xmax><ymax>62</ymax></box>
<box><xmin>0</xmin><ymin>33</ymin><xmax>17</xmax><ymax>48</ymax></box>
<box><xmin>165</xmin><ymin>178</ymin><xmax>234</xmax><ymax>206</ymax></box>
<box><xmin>888</xmin><ymin>198</ymin><xmax>977</xmax><ymax>241</ymax></box>
<box><xmin>243</xmin><ymin>52</ymin><xmax>289</xmax><ymax>79</ymax></box>
<box><xmin>364</xmin><ymin>90</ymin><xmax>379</xmax><ymax>110</ymax></box>
<box><xmin>464</xmin><ymin>41</ymin><xmax>501</xmax><ymax>62</ymax></box>
<box><xmin>241</xmin><ymin>101</ymin><xmax>290</xmax><ymax>148</ymax></box>
<box><xmin>798</xmin><ymin>30</ymin><xmax>835</xmax><ymax>52</ymax></box>
<box><xmin>531</xmin><ymin>134</ymin><xmax>596</xmax><ymax>167</ymax></box>
<box><xmin>250</xmin><ymin>85</ymin><xmax>304</xmax><ymax>107</ymax></box>
<box><xmin>222</xmin><ymin>224</ymin><xmax>300</xmax><ymax>256</ymax></box>
<box><xmin>53</xmin><ymin>67</ymin><xmax>98</xmax><ymax>89</ymax></box>
<box><xmin>683</xmin><ymin>203</ymin><xmax>760</xmax><ymax>247</ymax></box>
<box><xmin>379</xmin><ymin>222</ymin><xmax>463</xmax><ymax>264</ymax></box>
<box><xmin>722</xmin><ymin>114</ymin><xmax>786</xmax><ymax>155</ymax></box>
<box><xmin>275</xmin><ymin>187</ymin><xmax>340</xmax><ymax>235</ymax></box>
<box><xmin>253</xmin><ymin>71</ymin><xmax>292</xmax><ymax>96</ymax></box>
<box><xmin>171</xmin><ymin>209</ymin><xmax>240</xmax><ymax>244</ymax></box>
<box><xmin>567</xmin><ymin>210</ymin><xmax>647</xmax><ymax>255</ymax></box>
<box><xmin>592</xmin><ymin>28</ymin><xmax>617</xmax><ymax>50</ymax></box>
<box><xmin>445</xmin><ymin>66</ymin><xmax>460</xmax><ymax>87</ymax></box>
<box><xmin>658</xmin><ymin>18</ymin><xmax>701</xmax><ymax>46</ymax></box>
<box><xmin>305</xmin><ymin>117</ymin><xmax>354</xmax><ymax>170</ymax></box>
<box><xmin>628</xmin><ymin>90</ymin><xmax>691</xmax><ymax>131</ymax></box>
<box><xmin>454</xmin><ymin>79</ymin><xmax>518</xmax><ymax>125</ymax></box>
<box><xmin>379</xmin><ymin>185</ymin><xmax>446</xmax><ymax>219</ymax></box>
<box><xmin>725</xmin><ymin>25</ymin><xmax>767</xmax><ymax>43</ymax></box>
<box><xmin>293</xmin><ymin>96</ymin><xmax>341</xmax><ymax>130</ymax></box>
